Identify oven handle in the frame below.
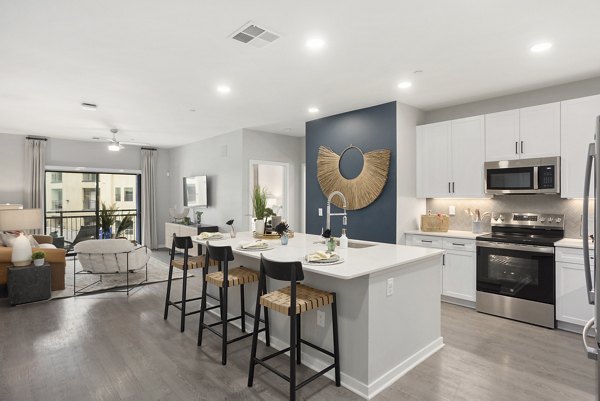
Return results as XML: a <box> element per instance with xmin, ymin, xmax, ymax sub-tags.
<box><xmin>583</xmin><ymin>142</ymin><xmax>595</xmax><ymax>305</ymax></box>
<box><xmin>476</xmin><ymin>241</ymin><xmax>555</xmax><ymax>254</ymax></box>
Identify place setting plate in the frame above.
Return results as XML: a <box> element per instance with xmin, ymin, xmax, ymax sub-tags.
<box><xmin>302</xmin><ymin>252</ymin><xmax>344</xmax><ymax>266</ymax></box>
<box><xmin>236</xmin><ymin>242</ymin><xmax>274</xmax><ymax>252</ymax></box>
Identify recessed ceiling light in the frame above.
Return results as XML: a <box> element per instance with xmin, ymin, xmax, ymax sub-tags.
<box><xmin>308</xmin><ymin>107</ymin><xmax>319</xmax><ymax>114</ymax></box>
<box><xmin>306</xmin><ymin>38</ymin><xmax>325</xmax><ymax>49</ymax></box>
<box><xmin>530</xmin><ymin>42</ymin><xmax>553</xmax><ymax>53</ymax></box>
<box><xmin>217</xmin><ymin>85</ymin><xmax>231</xmax><ymax>94</ymax></box>
<box><xmin>108</xmin><ymin>144</ymin><xmax>120</xmax><ymax>152</ymax></box>
<box><xmin>398</xmin><ymin>81</ymin><xmax>412</xmax><ymax>89</ymax></box>
<box><xmin>81</xmin><ymin>102</ymin><xmax>97</xmax><ymax>111</ymax></box>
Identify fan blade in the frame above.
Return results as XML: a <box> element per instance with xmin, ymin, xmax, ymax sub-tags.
<box><xmin>92</xmin><ymin>136</ymin><xmax>115</xmax><ymax>142</ymax></box>
<box><xmin>119</xmin><ymin>141</ymin><xmax>151</xmax><ymax>146</ymax></box>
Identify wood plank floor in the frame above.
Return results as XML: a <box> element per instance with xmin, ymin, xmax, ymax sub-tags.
<box><xmin>0</xmin><ymin>274</ymin><xmax>595</xmax><ymax>401</ymax></box>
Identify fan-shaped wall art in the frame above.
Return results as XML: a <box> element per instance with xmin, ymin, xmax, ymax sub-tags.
<box><xmin>317</xmin><ymin>144</ymin><xmax>391</xmax><ymax>210</ymax></box>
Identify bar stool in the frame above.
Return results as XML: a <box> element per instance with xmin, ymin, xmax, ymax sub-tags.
<box><xmin>163</xmin><ymin>234</ymin><xmax>218</xmax><ymax>332</ymax></box>
<box><xmin>197</xmin><ymin>242</ymin><xmax>270</xmax><ymax>365</ymax></box>
<box><xmin>248</xmin><ymin>255</ymin><xmax>340</xmax><ymax>401</ymax></box>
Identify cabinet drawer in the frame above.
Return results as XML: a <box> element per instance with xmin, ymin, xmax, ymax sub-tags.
<box><xmin>556</xmin><ymin>247</ymin><xmax>594</xmax><ymax>265</ymax></box>
<box><xmin>407</xmin><ymin>234</ymin><xmax>443</xmax><ymax>248</ymax></box>
<box><xmin>443</xmin><ymin>238</ymin><xmax>476</xmax><ymax>252</ymax></box>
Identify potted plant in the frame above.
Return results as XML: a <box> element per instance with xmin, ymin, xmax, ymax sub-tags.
<box><xmin>115</xmin><ymin>214</ymin><xmax>134</xmax><ymax>238</ymax></box>
<box><xmin>226</xmin><ymin>219</ymin><xmax>236</xmax><ymax>238</ymax></box>
<box><xmin>99</xmin><ymin>202</ymin><xmax>118</xmax><ymax>239</ymax></box>
<box><xmin>252</xmin><ymin>185</ymin><xmax>267</xmax><ymax>234</ymax></box>
<box><xmin>196</xmin><ymin>211</ymin><xmax>203</xmax><ymax>225</ymax></box>
<box><xmin>274</xmin><ymin>222</ymin><xmax>290</xmax><ymax>245</ymax></box>
<box><xmin>32</xmin><ymin>251</ymin><xmax>45</xmax><ymax>267</ymax></box>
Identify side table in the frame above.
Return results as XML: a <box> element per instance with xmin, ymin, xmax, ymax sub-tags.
<box><xmin>7</xmin><ymin>263</ymin><xmax>52</xmax><ymax>305</ymax></box>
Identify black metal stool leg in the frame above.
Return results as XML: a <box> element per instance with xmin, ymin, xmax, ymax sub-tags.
<box><xmin>247</xmin><ymin>280</ymin><xmax>263</xmax><ymax>388</ymax></box>
<box><xmin>180</xmin><ymin>264</ymin><xmax>188</xmax><ymax>332</ymax></box>
<box><xmin>221</xmin><ymin>284</ymin><xmax>228</xmax><ymax>365</ymax></box>
<box><xmin>264</xmin><ymin>306</ymin><xmax>271</xmax><ymax>347</ymax></box>
<box><xmin>332</xmin><ymin>294</ymin><xmax>341</xmax><ymax>387</ymax></box>
<box><xmin>240</xmin><ymin>284</ymin><xmax>246</xmax><ymax>332</ymax></box>
<box><xmin>289</xmin><ymin>311</ymin><xmax>297</xmax><ymax>401</ymax></box>
<box><xmin>296</xmin><ymin>314</ymin><xmax>301</xmax><ymax>365</ymax></box>
<box><xmin>163</xmin><ymin>264</ymin><xmax>174</xmax><ymax>320</ymax></box>
<box><xmin>197</xmin><ymin>269</ymin><xmax>208</xmax><ymax>346</ymax></box>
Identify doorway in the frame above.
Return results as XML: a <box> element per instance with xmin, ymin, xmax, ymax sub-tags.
<box><xmin>249</xmin><ymin>160</ymin><xmax>289</xmax><ymax>231</ymax></box>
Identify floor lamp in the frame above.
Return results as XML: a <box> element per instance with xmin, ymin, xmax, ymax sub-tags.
<box><xmin>0</xmin><ymin>208</ymin><xmax>43</xmax><ymax>266</ymax></box>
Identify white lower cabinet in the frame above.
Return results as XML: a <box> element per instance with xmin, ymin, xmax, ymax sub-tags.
<box><xmin>165</xmin><ymin>222</ymin><xmax>200</xmax><ymax>256</ymax></box>
<box><xmin>556</xmin><ymin>247</ymin><xmax>595</xmax><ymax>327</ymax></box>
<box><xmin>406</xmin><ymin>234</ymin><xmax>476</xmax><ymax>305</ymax></box>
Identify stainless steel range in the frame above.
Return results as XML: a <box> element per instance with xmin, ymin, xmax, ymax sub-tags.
<box><xmin>476</xmin><ymin>212</ymin><xmax>565</xmax><ymax>328</ymax></box>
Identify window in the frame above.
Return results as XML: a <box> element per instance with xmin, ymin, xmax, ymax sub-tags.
<box><xmin>83</xmin><ymin>188</ymin><xmax>96</xmax><ymax>210</ymax></box>
<box><xmin>115</xmin><ymin>187</ymin><xmax>121</xmax><ymax>202</ymax></box>
<box><xmin>50</xmin><ymin>189</ymin><xmax>62</xmax><ymax>210</ymax></box>
<box><xmin>82</xmin><ymin>173</ymin><xmax>95</xmax><ymax>182</ymax></box>
<box><xmin>50</xmin><ymin>172</ymin><xmax>62</xmax><ymax>183</ymax></box>
<box><xmin>124</xmin><ymin>187</ymin><xmax>133</xmax><ymax>202</ymax></box>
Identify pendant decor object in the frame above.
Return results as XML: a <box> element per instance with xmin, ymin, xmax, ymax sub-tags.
<box><xmin>317</xmin><ymin>144</ymin><xmax>391</xmax><ymax>210</ymax></box>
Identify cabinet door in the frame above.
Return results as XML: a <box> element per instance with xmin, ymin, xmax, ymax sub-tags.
<box><xmin>442</xmin><ymin>250</ymin><xmax>476</xmax><ymax>301</ymax></box>
<box><xmin>416</xmin><ymin>122</ymin><xmax>452</xmax><ymax>198</ymax></box>
<box><xmin>451</xmin><ymin>116</ymin><xmax>485</xmax><ymax>197</ymax></box>
<box><xmin>519</xmin><ymin>102</ymin><xmax>561</xmax><ymax>158</ymax></box>
<box><xmin>560</xmin><ymin>94</ymin><xmax>600</xmax><ymax>198</ymax></box>
<box><xmin>485</xmin><ymin>109</ymin><xmax>520</xmax><ymax>161</ymax></box>
<box><xmin>180</xmin><ymin>225</ymin><xmax>199</xmax><ymax>256</ymax></box>
<box><xmin>556</xmin><ymin>261</ymin><xmax>595</xmax><ymax>326</ymax></box>
<box><xmin>165</xmin><ymin>223</ymin><xmax>178</xmax><ymax>248</ymax></box>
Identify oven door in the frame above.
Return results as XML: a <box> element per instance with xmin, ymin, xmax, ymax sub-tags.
<box><xmin>476</xmin><ymin>241</ymin><xmax>555</xmax><ymax>304</ymax></box>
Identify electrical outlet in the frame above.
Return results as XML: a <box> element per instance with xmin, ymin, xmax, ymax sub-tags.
<box><xmin>318</xmin><ymin>208</ymin><xmax>323</xmax><ymax>216</ymax></box>
<box><xmin>317</xmin><ymin>310</ymin><xmax>325</xmax><ymax>327</ymax></box>
<box><xmin>386</xmin><ymin>278</ymin><xmax>394</xmax><ymax>297</ymax></box>
<box><xmin>449</xmin><ymin>206</ymin><xmax>456</xmax><ymax>216</ymax></box>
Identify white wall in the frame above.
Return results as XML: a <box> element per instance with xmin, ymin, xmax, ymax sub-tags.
<box><xmin>396</xmin><ymin>102</ymin><xmax>426</xmax><ymax>244</ymax></box>
<box><xmin>0</xmin><ymin>133</ymin><xmax>26</xmax><ymax>203</ymax></box>
<box><xmin>167</xmin><ymin>130</ymin><xmax>244</xmax><ymax>243</ymax></box>
<box><xmin>242</xmin><ymin>129</ymin><xmax>304</xmax><ymax>232</ymax></box>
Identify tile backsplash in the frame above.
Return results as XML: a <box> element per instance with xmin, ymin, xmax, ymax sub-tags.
<box><xmin>425</xmin><ymin>195</ymin><xmax>588</xmax><ymax>239</ymax></box>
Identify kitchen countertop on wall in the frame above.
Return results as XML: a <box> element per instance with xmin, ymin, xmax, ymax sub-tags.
<box><xmin>555</xmin><ymin>238</ymin><xmax>595</xmax><ymax>249</ymax></box>
<box><xmin>405</xmin><ymin>230</ymin><xmax>484</xmax><ymax>240</ymax></box>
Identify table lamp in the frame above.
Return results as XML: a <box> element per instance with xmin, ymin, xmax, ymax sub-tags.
<box><xmin>0</xmin><ymin>208</ymin><xmax>43</xmax><ymax>266</ymax></box>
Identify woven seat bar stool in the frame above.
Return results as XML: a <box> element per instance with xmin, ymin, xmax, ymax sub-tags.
<box><xmin>197</xmin><ymin>242</ymin><xmax>270</xmax><ymax>365</ymax></box>
<box><xmin>248</xmin><ymin>255</ymin><xmax>340</xmax><ymax>401</ymax></box>
<box><xmin>164</xmin><ymin>234</ymin><xmax>218</xmax><ymax>332</ymax></box>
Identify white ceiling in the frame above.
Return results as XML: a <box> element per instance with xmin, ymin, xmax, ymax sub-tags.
<box><xmin>1</xmin><ymin>1</ymin><xmax>599</xmax><ymax>148</ymax></box>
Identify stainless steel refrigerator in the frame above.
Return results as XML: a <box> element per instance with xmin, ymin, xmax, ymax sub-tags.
<box><xmin>583</xmin><ymin>115</ymin><xmax>600</xmax><ymax>400</ymax></box>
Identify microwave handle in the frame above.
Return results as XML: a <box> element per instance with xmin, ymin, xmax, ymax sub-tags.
<box><xmin>583</xmin><ymin>142</ymin><xmax>595</xmax><ymax>305</ymax></box>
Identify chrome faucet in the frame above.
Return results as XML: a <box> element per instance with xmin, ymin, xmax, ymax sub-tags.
<box><xmin>326</xmin><ymin>191</ymin><xmax>348</xmax><ymax>231</ymax></box>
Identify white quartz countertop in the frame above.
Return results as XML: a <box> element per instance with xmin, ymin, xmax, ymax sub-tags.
<box><xmin>192</xmin><ymin>232</ymin><xmax>443</xmax><ymax>280</ymax></box>
<box><xmin>555</xmin><ymin>238</ymin><xmax>595</xmax><ymax>249</ymax></box>
<box><xmin>405</xmin><ymin>230</ymin><xmax>485</xmax><ymax>240</ymax></box>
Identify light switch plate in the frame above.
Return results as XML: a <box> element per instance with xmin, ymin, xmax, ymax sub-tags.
<box><xmin>386</xmin><ymin>278</ymin><xmax>394</xmax><ymax>296</ymax></box>
<box><xmin>449</xmin><ymin>206</ymin><xmax>456</xmax><ymax>216</ymax></box>
<box><xmin>318</xmin><ymin>208</ymin><xmax>323</xmax><ymax>216</ymax></box>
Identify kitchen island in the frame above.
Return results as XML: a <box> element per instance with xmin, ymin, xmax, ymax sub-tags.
<box><xmin>193</xmin><ymin>232</ymin><xmax>444</xmax><ymax>399</ymax></box>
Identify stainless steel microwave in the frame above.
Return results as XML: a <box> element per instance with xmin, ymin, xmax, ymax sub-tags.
<box><xmin>484</xmin><ymin>157</ymin><xmax>560</xmax><ymax>195</ymax></box>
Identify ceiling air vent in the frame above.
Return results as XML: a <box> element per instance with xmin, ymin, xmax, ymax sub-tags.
<box><xmin>230</xmin><ymin>22</ymin><xmax>280</xmax><ymax>48</ymax></box>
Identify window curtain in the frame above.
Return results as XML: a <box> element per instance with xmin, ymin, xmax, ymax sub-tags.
<box><xmin>24</xmin><ymin>138</ymin><xmax>47</xmax><ymax>210</ymax></box>
<box><xmin>141</xmin><ymin>148</ymin><xmax>158</xmax><ymax>249</ymax></box>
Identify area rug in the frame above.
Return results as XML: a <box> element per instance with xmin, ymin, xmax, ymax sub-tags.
<box><xmin>52</xmin><ymin>256</ymin><xmax>190</xmax><ymax>299</ymax></box>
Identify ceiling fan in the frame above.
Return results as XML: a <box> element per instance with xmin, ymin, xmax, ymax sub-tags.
<box><xmin>92</xmin><ymin>128</ymin><xmax>150</xmax><ymax>151</ymax></box>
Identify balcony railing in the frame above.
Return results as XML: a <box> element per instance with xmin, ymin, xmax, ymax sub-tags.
<box><xmin>45</xmin><ymin>209</ymin><xmax>138</xmax><ymax>244</ymax></box>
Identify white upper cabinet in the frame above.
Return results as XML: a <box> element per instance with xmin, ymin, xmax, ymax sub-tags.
<box><xmin>519</xmin><ymin>102</ymin><xmax>561</xmax><ymax>158</ymax></box>
<box><xmin>417</xmin><ymin>116</ymin><xmax>485</xmax><ymax>198</ymax></box>
<box><xmin>485</xmin><ymin>109</ymin><xmax>520</xmax><ymax>161</ymax></box>
<box><xmin>484</xmin><ymin>102</ymin><xmax>560</xmax><ymax>162</ymax></box>
<box><xmin>416</xmin><ymin>121</ymin><xmax>452</xmax><ymax>198</ymax></box>
<box><xmin>451</xmin><ymin>116</ymin><xmax>486</xmax><ymax>198</ymax></box>
<box><xmin>560</xmin><ymin>94</ymin><xmax>600</xmax><ymax>199</ymax></box>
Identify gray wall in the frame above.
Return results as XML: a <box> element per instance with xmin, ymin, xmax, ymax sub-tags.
<box><xmin>306</xmin><ymin>102</ymin><xmax>398</xmax><ymax>243</ymax></box>
<box><xmin>424</xmin><ymin>76</ymin><xmax>600</xmax><ymax>123</ymax></box>
<box><xmin>241</xmin><ymin>129</ymin><xmax>304</xmax><ymax>232</ymax></box>
<box><xmin>0</xmin><ymin>132</ymin><xmax>171</xmax><ymax>246</ymax></box>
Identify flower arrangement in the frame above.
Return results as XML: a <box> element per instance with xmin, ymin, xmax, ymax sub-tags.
<box><xmin>274</xmin><ymin>222</ymin><xmax>289</xmax><ymax>236</ymax></box>
<box><xmin>226</xmin><ymin>219</ymin><xmax>236</xmax><ymax>238</ymax></box>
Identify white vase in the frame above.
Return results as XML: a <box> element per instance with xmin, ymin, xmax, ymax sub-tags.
<box><xmin>33</xmin><ymin>258</ymin><xmax>44</xmax><ymax>267</ymax></box>
<box><xmin>254</xmin><ymin>219</ymin><xmax>265</xmax><ymax>235</ymax></box>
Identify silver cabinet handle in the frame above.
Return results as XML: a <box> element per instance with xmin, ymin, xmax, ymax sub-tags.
<box><xmin>452</xmin><ymin>182</ymin><xmax>455</xmax><ymax>193</ymax></box>
<box><xmin>448</xmin><ymin>182</ymin><xmax>451</xmax><ymax>193</ymax></box>
<box><xmin>583</xmin><ymin>142</ymin><xmax>596</xmax><ymax>305</ymax></box>
<box><xmin>421</xmin><ymin>239</ymin><xmax>433</xmax><ymax>243</ymax></box>
<box><xmin>452</xmin><ymin>243</ymin><xmax>465</xmax><ymax>246</ymax></box>
<box><xmin>521</xmin><ymin>141</ymin><xmax>524</xmax><ymax>154</ymax></box>
<box><xmin>515</xmin><ymin>141</ymin><xmax>518</xmax><ymax>154</ymax></box>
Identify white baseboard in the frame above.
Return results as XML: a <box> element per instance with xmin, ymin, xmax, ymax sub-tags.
<box><xmin>203</xmin><ymin>300</ymin><xmax>444</xmax><ymax>400</ymax></box>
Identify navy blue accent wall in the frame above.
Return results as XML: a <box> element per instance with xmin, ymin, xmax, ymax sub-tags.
<box><xmin>306</xmin><ymin>102</ymin><xmax>397</xmax><ymax>243</ymax></box>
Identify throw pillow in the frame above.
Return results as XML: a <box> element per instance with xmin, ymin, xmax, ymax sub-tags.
<box><xmin>38</xmin><ymin>243</ymin><xmax>56</xmax><ymax>249</ymax></box>
<box><xmin>0</xmin><ymin>231</ymin><xmax>18</xmax><ymax>247</ymax></box>
<box><xmin>27</xmin><ymin>234</ymin><xmax>40</xmax><ymax>248</ymax></box>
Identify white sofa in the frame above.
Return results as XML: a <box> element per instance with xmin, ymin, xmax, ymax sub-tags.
<box><xmin>73</xmin><ymin>239</ymin><xmax>151</xmax><ymax>295</ymax></box>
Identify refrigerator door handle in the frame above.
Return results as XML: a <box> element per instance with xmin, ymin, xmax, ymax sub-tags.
<box><xmin>583</xmin><ymin>317</ymin><xmax>598</xmax><ymax>360</ymax></box>
<box><xmin>583</xmin><ymin>142</ymin><xmax>595</xmax><ymax>305</ymax></box>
